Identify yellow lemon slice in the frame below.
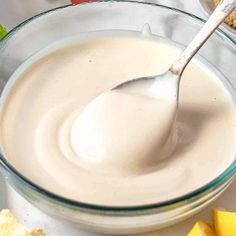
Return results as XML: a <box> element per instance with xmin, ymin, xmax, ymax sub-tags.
<box><xmin>188</xmin><ymin>220</ymin><xmax>216</xmax><ymax>236</ymax></box>
<box><xmin>214</xmin><ymin>208</ymin><xmax>236</xmax><ymax>236</ymax></box>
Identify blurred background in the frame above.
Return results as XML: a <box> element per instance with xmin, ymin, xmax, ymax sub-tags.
<box><xmin>0</xmin><ymin>0</ymin><xmax>70</xmax><ymax>29</ymax></box>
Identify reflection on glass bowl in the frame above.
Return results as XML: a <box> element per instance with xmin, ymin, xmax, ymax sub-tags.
<box><xmin>198</xmin><ymin>0</ymin><xmax>236</xmax><ymax>38</ymax></box>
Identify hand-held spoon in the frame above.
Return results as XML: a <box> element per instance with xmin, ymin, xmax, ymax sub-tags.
<box><xmin>114</xmin><ymin>0</ymin><xmax>236</xmax><ymax>100</ymax></box>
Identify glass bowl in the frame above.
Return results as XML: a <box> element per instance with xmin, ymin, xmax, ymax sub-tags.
<box><xmin>0</xmin><ymin>1</ymin><xmax>236</xmax><ymax>234</ymax></box>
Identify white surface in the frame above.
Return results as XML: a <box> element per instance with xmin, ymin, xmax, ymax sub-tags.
<box><xmin>1</xmin><ymin>177</ymin><xmax>236</xmax><ymax>235</ymax></box>
<box><xmin>0</xmin><ymin>0</ymin><xmax>235</xmax><ymax>235</ymax></box>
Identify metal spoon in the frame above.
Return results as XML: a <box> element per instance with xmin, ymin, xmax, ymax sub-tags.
<box><xmin>114</xmin><ymin>0</ymin><xmax>236</xmax><ymax>101</ymax></box>
<box><xmin>72</xmin><ymin>0</ymin><xmax>236</xmax><ymax>163</ymax></box>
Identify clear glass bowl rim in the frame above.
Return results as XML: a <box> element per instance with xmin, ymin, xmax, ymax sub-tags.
<box><xmin>0</xmin><ymin>0</ymin><xmax>235</xmax><ymax>213</ymax></box>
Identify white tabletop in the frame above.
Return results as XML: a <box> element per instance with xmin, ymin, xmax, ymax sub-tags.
<box><xmin>0</xmin><ymin>0</ymin><xmax>235</xmax><ymax>235</ymax></box>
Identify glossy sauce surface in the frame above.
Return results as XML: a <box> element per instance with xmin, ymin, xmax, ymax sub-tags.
<box><xmin>0</xmin><ymin>34</ymin><xmax>236</xmax><ymax>206</ymax></box>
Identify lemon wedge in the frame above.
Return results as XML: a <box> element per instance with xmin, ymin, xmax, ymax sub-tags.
<box><xmin>188</xmin><ymin>220</ymin><xmax>216</xmax><ymax>236</ymax></box>
<box><xmin>214</xmin><ymin>208</ymin><xmax>236</xmax><ymax>236</ymax></box>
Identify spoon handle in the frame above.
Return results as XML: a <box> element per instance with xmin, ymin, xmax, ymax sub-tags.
<box><xmin>170</xmin><ymin>0</ymin><xmax>236</xmax><ymax>76</ymax></box>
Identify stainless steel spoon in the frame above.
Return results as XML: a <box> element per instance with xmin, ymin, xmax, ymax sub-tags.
<box><xmin>73</xmin><ymin>0</ymin><xmax>236</xmax><ymax>163</ymax></box>
<box><xmin>114</xmin><ymin>0</ymin><xmax>236</xmax><ymax>101</ymax></box>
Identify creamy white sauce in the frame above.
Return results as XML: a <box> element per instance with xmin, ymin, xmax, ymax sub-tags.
<box><xmin>0</xmin><ymin>32</ymin><xmax>236</xmax><ymax>206</ymax></box>
<box><xmin>71</xmin><ymin>90</ymin><xmax>177</xmax><ymax>176</ymax></box>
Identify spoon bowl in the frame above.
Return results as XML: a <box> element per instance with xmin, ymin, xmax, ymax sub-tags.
<box><xmin>73</xmin><ymin>0</ymin><xmax>236</xmax><ymax>169</ymax></box>
<box><xmin>113</xmin><ymin>71</ymin><xmax>179</xmax><ymax>100</ymax></box>
<box><xmin>114</xmin><ymin>0</ymin><xmax>236</xmax><ymax>101</ymax></box>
